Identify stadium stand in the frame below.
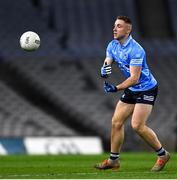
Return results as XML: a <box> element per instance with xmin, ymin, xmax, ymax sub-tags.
<box><xmin>0</xmin><ymin>79</ymin><xmax>77</xmax><ymax>137</ymax></box>
<box><xmin>0</xmin><ymin>0</ymin><xmax>176</xmax><ymax>58</ymax></box>
<box><xmin>168</xmin><ymin>0</ymin><xmax>177</xmax><ymax>39</ymax></box>
<box><xmin>0</xmin><ymin>0</ymin><xmax>140</xmax><ymax>58</ymax></box>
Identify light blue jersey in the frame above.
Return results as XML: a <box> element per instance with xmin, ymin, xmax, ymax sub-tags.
<box><xmin>106</xmin><ymin>35</ymin><xmax>157</xmax><ymax>91</ymax></box>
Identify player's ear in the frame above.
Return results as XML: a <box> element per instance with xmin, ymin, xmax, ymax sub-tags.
<box><xmin>127</xmin><ymin>24</ymin><xmax>132</xmax><ymax>34</ymax></box>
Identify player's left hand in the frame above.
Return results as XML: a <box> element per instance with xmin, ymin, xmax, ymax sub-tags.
<box><xmin>104</xmin><ymin>81</ymin><xmax>118</xmax><ymax>93</ymax></box>
<box><xmin>100</xmin><ymin>64</ymin><xmax>112</xmax><ymax>78</ymax></box>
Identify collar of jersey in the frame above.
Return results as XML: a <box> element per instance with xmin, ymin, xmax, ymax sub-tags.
<box><xmin>122</xmin><ymin>35</ymin><xmax>132</xmax><ymax>47</ymax></box>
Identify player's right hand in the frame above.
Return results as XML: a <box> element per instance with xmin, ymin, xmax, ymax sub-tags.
<box><xmin>104</xmin><ymin>81</ymin><xmax>117</xmax><ymax>93</ymax></box>
<box><xmin>101</xmin><ymin>64</ymin><xmax>112</xmax><ymax>78</ymax></box>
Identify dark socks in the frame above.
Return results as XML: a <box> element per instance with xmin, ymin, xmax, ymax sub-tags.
<box><xmin>109</xmin><ymin>152</ymin><xmax>119</xmax><ymax>161</ymax></box>
<box><xmin>156</xmin><ymin>147</ymin><xmax>166</xmax><ymax>156</ymax></box>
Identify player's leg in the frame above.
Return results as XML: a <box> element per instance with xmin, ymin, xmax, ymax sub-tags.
<box><xmin>131</xmin><ymin>103</ymin><xmax>170</xmax><ymax>171</ymax></box>
<box><xmin>131</xmin><ymin>104</ymin><xmax>161</xmax><ymax>149</ymax></box>
<box><xmin>111</xmin><ymin>101</ymin><xmax>134</xmax><ymax>153</ymax></box>
<box><xmin>94</xmin><ymin>101</ymin><xmax>134</xmax><ymax>170</ymax></box>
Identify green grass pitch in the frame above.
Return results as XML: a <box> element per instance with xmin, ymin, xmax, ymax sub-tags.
<box><xmin>0</xmin><ymin>152</ymin><xmax>176</xmax><ymax>179</ymax></box>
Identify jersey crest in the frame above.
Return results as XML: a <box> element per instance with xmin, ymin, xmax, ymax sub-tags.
<box><xmin>119</xmin><ymin>52</ymin><xmax>128</xmax><ymax>61</ymax></box>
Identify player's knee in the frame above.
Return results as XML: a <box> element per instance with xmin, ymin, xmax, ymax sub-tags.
<box><xmin>131</xmin><ymin>122</ymin><xmax>144</xmax><ymax>134</ymax></box>
<box><xmin>112</xmin><ymin>117</ymin><xmax>123</xmax><ymax>130</ymax></box>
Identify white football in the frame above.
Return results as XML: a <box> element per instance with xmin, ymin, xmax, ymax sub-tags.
<box><xmin>20</xmin><ymin>31</ymin><xmax>40</xmax><ymax>51</ymax></box>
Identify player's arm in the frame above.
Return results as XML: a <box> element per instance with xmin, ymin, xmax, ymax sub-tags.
<box><xmin>104</xmin><ymin>66</ymin><xmax>141</xmax><ymax>93</ymax></box>
<box><xmin>116</xmin><ymin>66</ymin><xmax>141</xmax><ymax>90</ymax></box>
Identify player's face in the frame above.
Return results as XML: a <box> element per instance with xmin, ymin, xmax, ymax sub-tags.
<box><xmin>113</xmin><ymin>19</ymin><xmax>132</xmax><ymax>41</ymax></box>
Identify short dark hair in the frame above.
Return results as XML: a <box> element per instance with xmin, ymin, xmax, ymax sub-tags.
<box><xmin>117</xmin><ymin>16</ymin><xmax>132</xmax><ymax>24</ymax></box>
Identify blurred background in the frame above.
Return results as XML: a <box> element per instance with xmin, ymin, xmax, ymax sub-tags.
<box><xmin>0</xmin><ymin>0</ymin><xmax>176</xmax><ymax>155</ymax></box>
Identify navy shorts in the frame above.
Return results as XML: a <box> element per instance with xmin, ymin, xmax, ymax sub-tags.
<box><xmin>120</xmin><ymin>85</ymin><xmax>158</xmax><ymax>105</ymax></box>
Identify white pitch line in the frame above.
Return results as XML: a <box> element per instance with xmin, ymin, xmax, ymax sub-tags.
<box><xmin>0</xmin><ymin>171</ymin><xmax>176</xmax><ymax>178</ymax></box>
<box><xmin>0</xmin><ymin>172</ymin><xmax>99</xmax><ymax>178</ymax></box>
